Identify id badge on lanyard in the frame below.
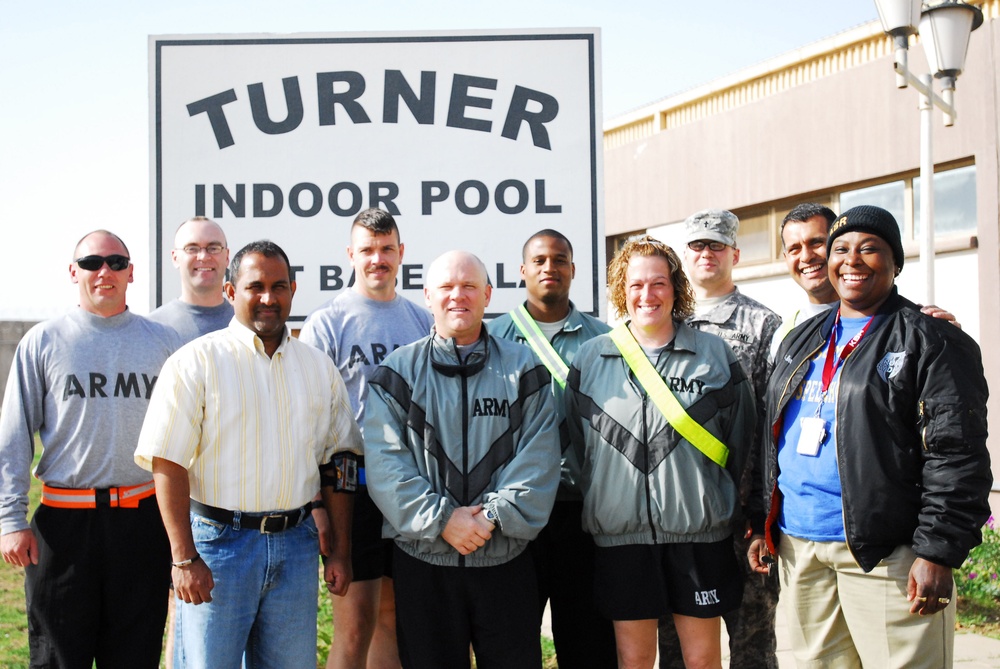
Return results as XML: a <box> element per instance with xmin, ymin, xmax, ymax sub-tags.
<box><xmin>795</xmin><ymin>310</ymin><xmax>874</xmax><ymax>457</ymax></box>
<box><xmin>796</xmin><ymin>416</ymin><xmax>827</xmax><ymax>456</ymax></box>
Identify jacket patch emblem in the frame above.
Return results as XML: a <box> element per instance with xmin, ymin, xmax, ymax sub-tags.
<box><xmin>876</xmin><ymin>351</ymin><xmax>906</xmax><ymax>382</ymax></box>
<box><xmin>472</xmin><ymin>397</ymin><xmax>509</xmax><ymax>417</ymax></box>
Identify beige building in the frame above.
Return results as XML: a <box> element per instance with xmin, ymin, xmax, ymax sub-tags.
<box><xmin>603</xmin><ymin>0</ymin><xmax>1000</xmax><ymax>511</ymax></box>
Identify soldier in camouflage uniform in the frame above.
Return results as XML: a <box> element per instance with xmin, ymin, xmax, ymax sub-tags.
<box><xmin>657</xmin><ymin>209</ymin><xmax>781</xmax><ymax>669</ymax></box>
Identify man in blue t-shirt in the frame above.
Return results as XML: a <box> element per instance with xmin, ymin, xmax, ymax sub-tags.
<box><xmin>299</xmin><ymin>208</ymin><xmax>432</xmax><ymax>669</ymax></box>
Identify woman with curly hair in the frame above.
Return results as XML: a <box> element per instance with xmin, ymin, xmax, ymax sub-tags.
<box><xmin>567</xmin><ymin>235</ymin><xmax>756</xmax><ymax>669</ymax></box>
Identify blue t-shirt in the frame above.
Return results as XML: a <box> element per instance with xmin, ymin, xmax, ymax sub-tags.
<box><xmin>777</xmin><ymin>315</ymin><xmax>871</xmax><ymax>542</ymax></box>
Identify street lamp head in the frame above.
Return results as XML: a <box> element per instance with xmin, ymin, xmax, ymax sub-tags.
<box><xmin>875</xmin><ymin>0</ymin><xmax>923</xmax><ymax>39</ymax></box>
<box><xmin>920</xmin><ymin>1</ymin><xmax>984</xmax><ymax>83</ymax></box>
<box><xmin>875</xmin><ymin>0</ymin><xmax>924</xmax><ymax>88</ymax></box>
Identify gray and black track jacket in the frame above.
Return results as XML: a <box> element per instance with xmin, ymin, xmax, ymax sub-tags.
<box><xmin>363</xmin><ymin>329</ymin><xmax>560</xmax><ymax>567</ymax></box>
<box><xmin>567</xmin><ymin>322</ymin><xmax>756</xmax><ymax>547</ymax></box>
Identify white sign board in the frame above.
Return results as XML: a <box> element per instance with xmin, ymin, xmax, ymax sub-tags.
<box><xmin>150</xmin><ymin>30</ymin><xmax>604</xmax><ymax>324</ymax></box>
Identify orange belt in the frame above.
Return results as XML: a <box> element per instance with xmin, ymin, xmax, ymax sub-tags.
<box><xmin>41</xmin><ymin>481</ymin><xmax>156</xmax><ymax>509</ymax></box>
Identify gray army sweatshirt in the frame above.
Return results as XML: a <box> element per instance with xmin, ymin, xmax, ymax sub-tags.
<box><xmin>0</xmin><ymin>308</ymin><xmax>181</xmax><ymax>534</ymax></box>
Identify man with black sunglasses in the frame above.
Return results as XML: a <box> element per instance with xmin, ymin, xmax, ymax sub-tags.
<box><xmin>0</xmin><ymin>230</ymin><xmax>182</xmax><ymax>668</ymax></box>
<box><xmin>657</xmin><ymin>209</ymin><xmax>781</xmax><ymax>669</ymax></box>
<box><xmin>149</xmin><ymin>216</ymin><xmax>234</xmax><ymax>344</ymax></box>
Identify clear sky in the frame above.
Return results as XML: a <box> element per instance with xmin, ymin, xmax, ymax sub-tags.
<box><xmin>0</xmin><ymin>0</ymin><xmax>881</xmax><ymax>318</ymax></box>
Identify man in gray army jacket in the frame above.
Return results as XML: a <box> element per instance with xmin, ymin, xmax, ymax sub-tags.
<box><xmin>363</xmin><ymin>250</ymin><xmax>560</xmax><ymax>669</ymax></box>
<box><xmin>490</xmin><ymin>229</ymin><xmax>615</xmax><ymax>668</ymax></box>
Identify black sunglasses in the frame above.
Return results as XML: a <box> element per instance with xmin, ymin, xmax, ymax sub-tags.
<box><xmin>75</xmin><ymin>254</ymin><xmax>131</xmax><ymax>271</ymax></box>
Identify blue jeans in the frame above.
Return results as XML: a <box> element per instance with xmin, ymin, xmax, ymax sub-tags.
<box><xmin>174</xmin><ymin>510</ymin><xmax>320</xmax><ymax>669</ymax></box>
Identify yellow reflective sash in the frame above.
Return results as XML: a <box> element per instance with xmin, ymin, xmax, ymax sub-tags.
<box><xmin>773</xmin><ymin>309</ymin><xmax>800</xmax><ymax>347</ymax></box>
<box><xmin>509</xmin><ymin>305</ymin><xmax>570</xmax><ymax>388</ymax></box>
<box><xmin>610</xmin><ymin>323</ymin><xmax>729</xmax><ymax>468</ymax></box>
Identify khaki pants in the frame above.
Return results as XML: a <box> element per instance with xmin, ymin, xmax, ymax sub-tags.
<box><xmin>777</xmin><ymin>534</ymin><xmax>954</xmax><ymax>669</ymax></box>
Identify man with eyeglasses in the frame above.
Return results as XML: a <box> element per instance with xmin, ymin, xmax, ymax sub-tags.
<box><xmin>0</xmin><ymin>230</ymin><xmax>182</xmax><ymax>668</ymax></box>
<box><xmin>657</xmin><ymin>209</ymin><xmax>781</xmax><ymax>669</ymax></box>
<box><xmin>148</xmin><ymin>216</ymin><xmax>234</xmax><ymax>344</ymax></box>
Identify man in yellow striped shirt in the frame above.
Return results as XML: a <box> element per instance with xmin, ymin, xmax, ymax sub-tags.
<box><xmin>135</xmin><ymin>239</ymin><xmax>363</xmax><ymax>669</ymax></box>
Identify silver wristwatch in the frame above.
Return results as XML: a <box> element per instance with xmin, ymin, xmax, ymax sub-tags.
<box><xmin>483</xmin><ymin>500</ymin><xmax>502</xmax><ymax>531</ymax></box>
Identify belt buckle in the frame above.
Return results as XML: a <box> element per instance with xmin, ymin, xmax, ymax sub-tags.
<box><xmin>95</xmin><ymin>488</ymin><xmax>112</xmax><ymax>507</ymax></box>
<box><xmin>260</xmin><ymin>514</ymin><xmax>290</xmax><ymax>534</ymax></box>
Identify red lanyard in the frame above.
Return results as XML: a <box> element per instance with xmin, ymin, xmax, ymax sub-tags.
<box><xmin>820</xmin><ymin>310</ymin><xmax>874</xmax><ymax>394</ymax></box>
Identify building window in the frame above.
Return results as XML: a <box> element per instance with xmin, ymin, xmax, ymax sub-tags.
<box><xmin>837</xmin><ymin>164</ymin><xmax>976</xmax><ymax>240</ymax></box>
<box><xmin>734</xmin><ymin>209</ymin><xmax>773</xmax><ymax>265</ymax></box>
<box><xmin>913</xmin><ymin>164</ymin><xmax>977</xmax><ymax>237</ymax></box>
<box><xmin>838</xmin><ymin>181</ymin><xmax>906</xmax><ymax>234</ymax></box>
<box><xmin>609</xmin><ymin>164</ymin><xmax>976</xmax><ymax>277</ymax></box>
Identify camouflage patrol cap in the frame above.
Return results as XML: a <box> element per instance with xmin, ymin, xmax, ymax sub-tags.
<box><xmin>682</xmin><ymin>209</ymin><xmax>739</xmax><ymax>247</ymax></box>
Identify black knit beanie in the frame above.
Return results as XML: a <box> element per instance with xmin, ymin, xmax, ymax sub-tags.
<box><xmin>827</xmin><ymin>205</ymin><xmax>905</xmax><ymax>270</ymax></box>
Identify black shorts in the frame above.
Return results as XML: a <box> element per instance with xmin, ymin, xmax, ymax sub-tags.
<box><xmin>594</xmin><ymin>537</ymin><xmax>743</xmax><ymax>620</ymax></box>
<box><xmin>350</xmin><ymin>486</ymin><xmax>394</xmax><ymax>581</ymax></box>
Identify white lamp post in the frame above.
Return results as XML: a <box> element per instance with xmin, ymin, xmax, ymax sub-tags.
<box><xmin>873</xmin><ymin>0</ymin><xmax>982</xmax><ymax>304</ymax></box>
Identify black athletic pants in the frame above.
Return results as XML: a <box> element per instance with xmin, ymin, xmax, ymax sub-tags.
<box><xmin>393</xmin><ymin>545</ymin><xmax>542</xmax><ymax>669</ymax></box>
<box><xmin>25</xmin><ymin>496</ymin><xmax>170</xmax><ymax>669</ymax></box>
<box><xmin>531</xmin><ymin>499</ymin><xmax>617</xmax><ymax>668</ymax></box>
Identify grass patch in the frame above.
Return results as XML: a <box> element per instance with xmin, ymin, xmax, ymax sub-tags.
<box><xmin>0</xmin><ymin>442</ymin><xmax>40</xmax><ymax>669</ymax></box>
<box><xmin>955</xmin><ymin>516</ymin><xmax>1000</xmax><ymax>640</ymax></box>
<box><xmin>957</xmin><ymin>596</ymin><xmax>1000</xmax><ymax>639</ymax></box>
<box><xmin>316</xmin><ymin>577</ymin><xmax>333</xmax><ymax>667</ymax></box>
<box><xmin>541</xmin><ymin>634</ymin><xmax>558</xmax><ymax>668</ymax></box>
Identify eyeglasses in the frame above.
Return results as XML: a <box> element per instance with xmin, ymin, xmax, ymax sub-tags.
<box><xmin>179</xmin><ymin>244</ymin><xmax>226</xmax><ymax>256</ymax></box>
<box><xmin>75</xmin><ymin>255</ymin><xmax>131</xmax><ymax>271</ymax></box>
<box><xmin>687</xmin><ymin>240</ymin><xmax>729</xmax><ymax>253</ymax></box>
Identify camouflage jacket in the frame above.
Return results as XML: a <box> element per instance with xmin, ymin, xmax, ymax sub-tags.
<box><xmin>686</xmin><ymin>288</ymin><xmax>780</xmax><ymax>504</ymax></box>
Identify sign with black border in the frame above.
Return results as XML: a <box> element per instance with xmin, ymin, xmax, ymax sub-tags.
<box><xmin>151</xmin><ymin>30</ymin><xmax>603</xmax><ymax>323</ymax></box>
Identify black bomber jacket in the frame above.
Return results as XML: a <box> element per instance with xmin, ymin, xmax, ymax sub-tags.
<box><xmin>750</xmin><ymin>288</ymin><xmax>991</xmax><ymax>572</ymax></box>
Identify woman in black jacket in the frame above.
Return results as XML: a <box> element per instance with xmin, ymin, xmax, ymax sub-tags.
<box><xmin>748</xmin><ymin>205</ymin><xmax>991</xmax><ymax>668</ymax></box>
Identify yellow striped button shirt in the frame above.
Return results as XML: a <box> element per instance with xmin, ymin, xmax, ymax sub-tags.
<box><xmin>135</xmin><ymin>320</ymin><xmax>362</xmax><ymax>512</ymax></box>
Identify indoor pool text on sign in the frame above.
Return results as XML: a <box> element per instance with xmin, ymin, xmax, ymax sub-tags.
<box><xmin>150</xmin><ymin>30</ymin><xmax>604</xmax><ymax>323</ymax></box>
